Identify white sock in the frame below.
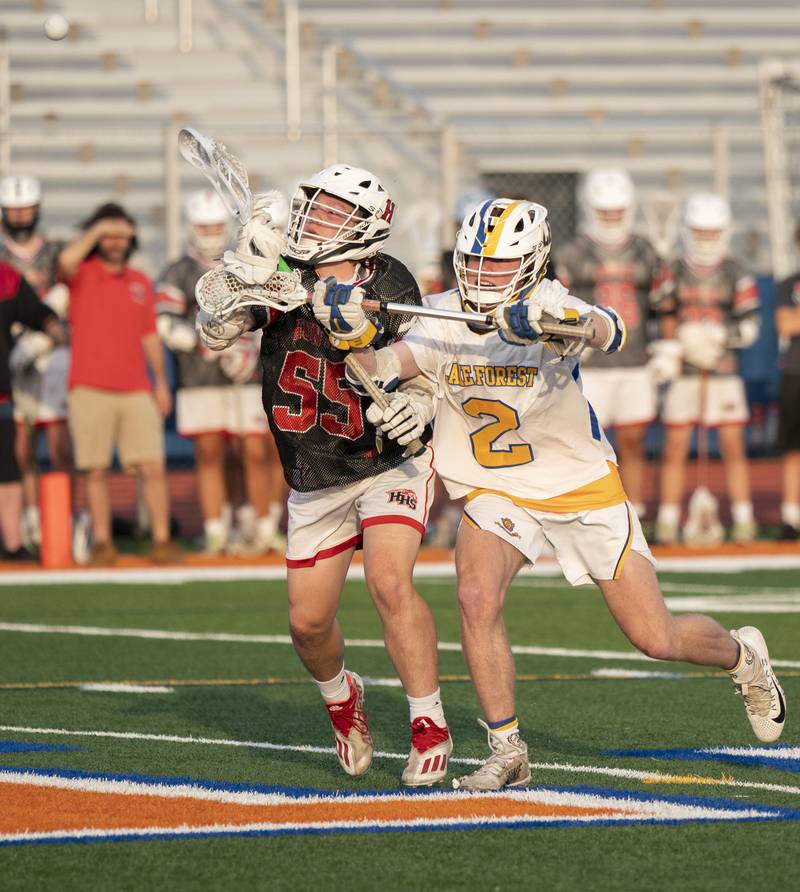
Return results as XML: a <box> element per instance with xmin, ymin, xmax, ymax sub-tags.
<box><xmin>727</xmin><ymin>640</ymin><xmax>757</xmax><ymax>683</ymax></box>
<box><xmin>268</xmin><ymin>501</ymin><xmax>283</xmax><ymax>525</ymax></box>
<box><xmin>316</xmin><ymin>666</ymin><xmax>350</xmax><ymax>703</ymax></box>
<box><xmin>204</xmin><ymin>518</ymin><xmax>226</xmax><ymax>542</ymax></box>
<box><xmin>731</xmin><ymin>501</ymin><xmax>754</xmax><ymax>526</ymax></box>
<box><xmin>633</xmin><ymin>502</ymin><xmax>646</xmax><ymax>520</ymax></box>
<box><xmin>407</xmin><ymin>688</ymin><xmax>446</xmax><ymax>727</ymax></box>
<box><xmin>256</xmin><ymin>515</ymin><xmax>277</xmax><ymax>540</ymax></box>
<box><xmin>657</xmin><ymin>503</ymin><xmax>680</xmax><ymax>527</ymax></box>
<box><xmin>486</xmin><ymin>715</ymin><xmax>519</xmax><ymax>744</ymax></box>
<box><xmin>781</xmin><ymin>502</ymin><xmax>800</xmax><ymax>529</ymax></box>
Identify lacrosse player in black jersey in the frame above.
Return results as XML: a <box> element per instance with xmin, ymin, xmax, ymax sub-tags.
<box><xmin>197</xmin><ymin>165</ymin><xmax>452</xmax><ymax>786</ymax></box>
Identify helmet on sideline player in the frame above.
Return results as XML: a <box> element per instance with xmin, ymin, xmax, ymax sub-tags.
<box><xmin>286</xmin><ymin>164</ymin><xmax>395</xmax><ymax>265</ymax></box>
<box><xmin>0</xmin><ymin>174</ymin><xmax>42</xmax><ymax>243</ymax></box>
<box><xmin>185</xmin><ymin>189</ymin><xmax>231</xmax><ymax>261</ymax></box>
<box><xmin>682</xmin><ymin>192</ymin><xmax>731</xmax><ymax>268</ymax></box>
<box><xmin>453</xmin><ymin>198</ymin><xmax>551</xmax><ymax>314</ymax></box>
<box><xmin>582</xmin><ymin>168</ymin><xmax>635</xmax><ymax>248</ymax></box>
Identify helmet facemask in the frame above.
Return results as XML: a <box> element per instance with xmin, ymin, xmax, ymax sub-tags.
<box><xmin>682</xmin><ymin>193</ymin><xmax>731</xmax><ymax>269</ymax></box>
<box><xmin>582</xmin><ymin>169</ymin><xmax>635</xmax><ymax>248</ymax></box>
<box><xmin>288</xmin><ymin>189</ymin><xmax>370</xmax><ymax>264</ymax></box>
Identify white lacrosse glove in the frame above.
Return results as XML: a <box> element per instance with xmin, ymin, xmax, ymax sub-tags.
<box><xmin>219</xmin><ymin>332</ymin><xmax>261</xmax><ymax>384</ymax></box>
<box><xmin>195</xmin><ymin>306</ymin><xmax>252</xmax><ymax>351</ymax></box>
<box><xmin>677</xmin><ymin>321</ymin><xmax>727</xmax><ymax>371</ymax></box>
<box><xmin>366</xmin><ymin>391</ymin><xmax>433</xmax><ymax>447</ymax></box>
<box><xmin>497</xmin><ymin>279</ymin><xmax>584</xmax><ymax>356</ymax></box>
<box><xmin>647</xmin><ymin>339</ymin><xmax>684</xmax><ymax>385</ymax></box>
<box><xmin>312</xmin><ymin>276</ymin><xmax>383</xmax><ymax>350</ymax></box>
<box><xmin>222</xmin><ymin>191</ymin><xmax>290</xmax><ymax>287</ymax></box>
<box><xmin>42</xmin><ymin>283</ymin><xmax>70</xmax><ymax>319</ymax></box>
<box><xmin>9</xmin><ymin>330</ymin><xmax>53</xmax><ymax>374</ymax></box>
<box><xmin>156</xmin><ymin>314</ymin><xmax>198</xmax><ymax>353</ymax></box>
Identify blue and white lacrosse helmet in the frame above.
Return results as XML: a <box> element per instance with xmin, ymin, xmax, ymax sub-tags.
<box><xmin>453</xmin><ymin>198</ymin><xmax>551</xmax><ymax>315</ymax></box>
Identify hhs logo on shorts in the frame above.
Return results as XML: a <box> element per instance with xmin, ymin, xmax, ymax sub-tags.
<box><xmin>387</xmin><ymin>488</ymin><xmax>418</xmax><ymax>510</ymax></box>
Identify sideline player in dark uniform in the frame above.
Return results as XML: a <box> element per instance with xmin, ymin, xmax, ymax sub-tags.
<box><xmin>0</xmin><ymin>262</ymin><xmax>66</xmax><ymax>559</ymax></box>
<box><xmin>776</xmin><ymin>221</ymin><xmax>800</xmax><ymax>540</ymax></box>
<box><xmin>197</xmin><ymin>165</ymin><xmax>452</xmax><ymax>786</ymax></box>
<box><xmin>555</xmin><ymin>169</ymin><xmax>663</xmax><ymax>523</ymax></box>
<box><xmin>0</xmin><ymin>175</ymin><xmax>70</xmax><ymax>551</ymax></box>
<box><xmin>655</xmin><ymin>193</ymin><xmax>760</xmax><ymax>544</ymax></box>
<box><xmin>156</xmin><ymin>190</ymin><xmax>285</xmax><ymax>555</ymax></box>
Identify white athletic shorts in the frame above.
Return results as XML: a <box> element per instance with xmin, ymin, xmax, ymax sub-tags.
<box><xmin>12</xmin><ymin>346</ymin><xmax>70</xmax><ymax>426</ymax></box>
<box><xmin>176</xmin><ymin>385</ymin><xmax>269</xmax><ymax>437</ymax></box>
<box><xmin>662</xmin><ymin>375</ymin><xmax>749</xmax><ymax>427</ymax></box>
<box><xmin>463</xmin><ymin>494</ymin><xmax>655</xmax><ymax>587</ymax></box>
<box><xmin>579</xmin><ymin>366</ymin><xmax>656</xmax><ymax>429</ymax></box>
<box><xmin>286</xmin><ymin>446</ymin><xmax>436</xmax><ymax>568</ymax></box>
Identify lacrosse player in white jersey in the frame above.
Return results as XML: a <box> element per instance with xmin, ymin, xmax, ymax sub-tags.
<box><xmin>655</xmin><ymin>194</ymin><xmax>760</xmax><ymax>545</ymax></box>
<box><xmin>313</xmin><ymin>197</ymin><xmax>786</xmax><ymax>790</ymax></box>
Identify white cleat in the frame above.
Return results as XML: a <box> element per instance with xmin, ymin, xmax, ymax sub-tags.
<box><xmin>729</xmin><ymin>626</ymin><xmax>787</xmax><ymax>743</ymax></box>
<box><xmin>325</xmin><ymin>672</ymin><xmax>373</xmax><ymax>776</ymax></box>
<box><xmin>452</xmin><ymin>720</ymin><xmax>531</xmax><ymax>791</ymax></box>
<box><xmin>402</xmin><ymin>716</ymin><xmax>453</xmax><ymax>787</ymax></box>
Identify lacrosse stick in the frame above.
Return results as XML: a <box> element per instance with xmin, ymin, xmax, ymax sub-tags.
<box><xmin>683</xmin><ymin>370</ymin><xmax>724</xmax><ymax>547</ymax></box>
<box><xmin>344</xmin><ymin>353</ymin><xmax>426</xmax><ymax>458</ymax></box>
<box><xmin>179</xmin><ymin>128</ymin><xmax>595</xmax><ymax>344</ymax></box>
<box><xmin>194</xmin><ymin>264</ymin><xmax>595</xmax><ymax>341</ymax></box>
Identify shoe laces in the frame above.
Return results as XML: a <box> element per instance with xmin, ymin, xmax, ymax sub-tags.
<box><xmin>734</xmin><ymin>663</ymin><xmax>775</xmax><ymax>717</ymax></box>
<box><xmin>326</xmin><ymin>680</ymin><xmax>369</xmax><ymax>737</ymax></box>
<box><xmin>410</xmin><ymin>716</ymin><xmax>449</xmax><ymax>753</ymax></box>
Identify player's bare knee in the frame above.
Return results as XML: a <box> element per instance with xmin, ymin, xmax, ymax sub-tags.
<box><xmin>457</xmin><ymin>578</ymin><xmax>503</xmax><ymax>627</ymax></box>
<box><xmin>365</xmin><ymin>567</ymin><xmax>415</xmax><ymax>615</ymax></box>
<box><xmin>289</xmin><ymin>610</ymin><xmax>334</xmax><ymax>647</ymax></box>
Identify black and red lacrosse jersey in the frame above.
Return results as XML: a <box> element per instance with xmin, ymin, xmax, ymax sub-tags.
<box><xmin>0</xmin><ymin>263</ymin><xmax>56</xmax><ymax>400</ymax></box>
<box><xmin>251</xmin><ymin>253</ymin><xmax>427</xmax><ymax>492</ymax></box>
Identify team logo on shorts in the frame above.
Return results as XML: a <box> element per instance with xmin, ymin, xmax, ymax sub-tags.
<box><xmin>387</xmin><ymin>488</ymin><xmax>418</xmax><ymax>510</ymax></box>
<box><xmin>496</xmin><ymin>517</ymin><xmax>521</xmax><ymax>539</ymax></box>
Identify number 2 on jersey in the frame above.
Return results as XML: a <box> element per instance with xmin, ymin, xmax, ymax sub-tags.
<box><xmin>462</xmin><ymin>398</ymin><xmax>533</xmax><ymax>468</ymax></box>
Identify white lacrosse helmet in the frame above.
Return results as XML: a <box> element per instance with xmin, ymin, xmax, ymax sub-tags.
<box><xmin>0</xmin><ymin>174</ymin><xmax>42</xmax><ymax>209</ymax></box>
<box><xmin>185</xmin><ymin>189</ymin><xmax>231</xmax><ymax>260</ymax></box>
<box><xmin>582</xmin><ymin>168</ymin><xmax>635</xmax><ymax>247</ymax></box>
<box><xmin>286</xmin><ymin>164</ymin><xmax>394</xmax><ymax>265</ymax></box>
<box><xmin>453</xmin><ymin>198</ymin><xmax>551</xmax><ymax>314</ymax></box>
<box><xmin>682</xmin><ymin>193</ymin><xmax>731</xmax><ymax>268</ymax></box>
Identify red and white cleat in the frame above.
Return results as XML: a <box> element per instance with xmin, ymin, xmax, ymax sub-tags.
<box><xmin>402</xmin><ymin>716</ymin><xmax>453</xmax><ymax>787</ymax></box>
<box><xmin>325</xmin><ymin>672</ymin><xmax>373</xmax><ymax>776</ymax></box>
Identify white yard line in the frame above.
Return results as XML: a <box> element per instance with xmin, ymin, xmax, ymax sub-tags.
<box><xmin>1</xmin><ymin>723</ymin><xmax>798</xmax><ymax>798</ymax></box>
<box><xmin>2</xmin><ymin>553</ymin><xmax>800</xmax><ymax>586</ymax></box>
<box><xmin>0</xmin><ymin>621</ymin><xmax>797</xmax><ymax>667</ymax></box>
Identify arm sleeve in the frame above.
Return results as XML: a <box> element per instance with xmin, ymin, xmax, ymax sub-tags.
<box><xmin>402</xmin><ymin>313</ymin><xmax>449</xmax><ymax>380</ymax></box>
<box><xmin>154</xmin><ymin>262</ymin><xmax>189</xmax><ymax>317</ymax></box>
<box><xmin>12</xmin><ymin>274</ymin><xmax>57</xmax><ymax>331</ymax></box>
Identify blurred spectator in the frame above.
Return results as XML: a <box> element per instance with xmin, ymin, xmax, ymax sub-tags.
<box><xmin>654</xmin><ymin>194</ymin><xmax>760</xmax><ymax>544</ymax></box>
<box><xmin>155</xmin><ymin>189</ymin><xmax>286</xmax><ymax>554</ymax></box>
<box><xmin>59</xmin><ymin>202</ymin><xmax>179</xmax><ymax>566</ymax></box>
<box><xmin>775</xmin><ymin>221</ymin><xmax>800</xmax><ymax>541</ymax></box>
<box><xmin>0</xmin><ymin>175</ymin><xmax>71</xmax><ymax>552</ymax></box>
<box><xmin>0</xmin><ymin>262</ymin><xmax>66</xmax><ymax>560</ymax></box>
<box><xmin>555</xmin><ymin>168</ymin><xmax>663</xmax><ymax>524</ymax></box>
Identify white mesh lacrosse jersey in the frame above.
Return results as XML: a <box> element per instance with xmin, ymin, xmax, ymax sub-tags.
<box><xmin>403</xmin><ymin>290</ymin><xmax>623</xmax><ymax>509</ymax></box>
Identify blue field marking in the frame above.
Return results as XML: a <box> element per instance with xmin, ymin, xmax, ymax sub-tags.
<box><xmin>606</xmin><ymin>746</ymin><xmax>800</xmax><ymax>774</ymax></box>
<box><xmin>0</xmin><ymin>740</ymin><xmax>81</xmax><ymax>753</ymax></box>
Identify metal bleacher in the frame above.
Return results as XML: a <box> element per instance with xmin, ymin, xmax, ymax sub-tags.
<box><xmin>278</xmin><ymin>0</ymin><xmax>800</xmax><ymax>273</ymax></box>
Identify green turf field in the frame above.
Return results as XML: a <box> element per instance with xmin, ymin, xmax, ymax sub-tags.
<box><xmin>1</xmin><ymin>569</ymin><xmax>798</xmax><ymax>891</ymax></box>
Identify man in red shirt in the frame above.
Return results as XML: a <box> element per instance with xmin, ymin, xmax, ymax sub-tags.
<box><xmin>59</xmin><ymin>203</ymin><xmax>178</xmax><ymax>565</ymax></box>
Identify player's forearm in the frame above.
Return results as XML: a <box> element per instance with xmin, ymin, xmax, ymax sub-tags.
<box><xmin>353</xmin><ymin>341</ymin><xmax>421</xmax><ymax>382</ymax></box>
<box><xmin>58</xmin><ymin>223</ymin><xmax>103</xmax><ymax>280</ymax></box>
<box><xmin>587</xmin><ymin>310</ymin><xmax>612</xmax><ymax>350</ymax></box>
<box><xmin>142</xmin><ymin>332</ymin><xmax>168</xmax><ymax>385</ymax></box>
<box><xmin>776</xmin><ymin>307</ymin><xmax>800</xmax><ymax>338</ymax></box>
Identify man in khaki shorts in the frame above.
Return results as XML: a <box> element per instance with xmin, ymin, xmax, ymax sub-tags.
<box><xmin>59</xmin><ymin>202</ymin><xmax>179</xmax><ymax>565</ymax></box>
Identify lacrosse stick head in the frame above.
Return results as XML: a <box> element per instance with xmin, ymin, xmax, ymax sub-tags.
<box><xmin>178</xmin><ymin>128</ymin><xmax>253</xmax><ymax>223</ymax></box>
<box><xmin>195</xmin><ymin>265</ymin><xmax>308</xmax><ymax>318</ymax></box>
